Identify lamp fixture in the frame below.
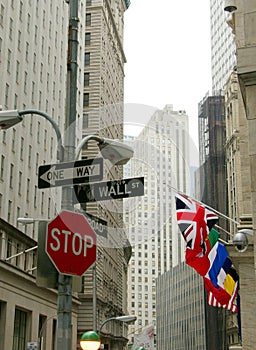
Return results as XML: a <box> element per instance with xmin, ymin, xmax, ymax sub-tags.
<box><xmin>80</xmin><ymin>331</ymin><xmax>101</xmax><ymax>350</ymax></box>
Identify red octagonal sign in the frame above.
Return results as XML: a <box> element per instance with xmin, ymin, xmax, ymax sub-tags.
<box><xmin>46</xmin><ymin>210</ymin><xmax>97</xmax><ymax>276</ymax></box>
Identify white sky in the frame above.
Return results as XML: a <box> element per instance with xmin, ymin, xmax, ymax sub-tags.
<box><xmin>123</xmin><ymin>0</ymin><xmax>212</xmax><ymax>147</ymax></box>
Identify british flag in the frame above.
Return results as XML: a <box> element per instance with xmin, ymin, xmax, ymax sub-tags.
<box><xmin>175</xmin><ymin>193</ymin><xmax>218</xmax><ymax>276</ymax></box>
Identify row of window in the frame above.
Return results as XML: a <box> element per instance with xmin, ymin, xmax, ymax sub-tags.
<box><xmin>0</xmin><ymin>231</ymin><xmax>36</xmax><ymax>272</ymax></box>
<box><xmin>0</xmin><ymin>301</ymin><xmax>57</xmax><ymax>350</ymax></box>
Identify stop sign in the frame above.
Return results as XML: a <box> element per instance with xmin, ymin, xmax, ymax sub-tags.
<box><xmin>46</xmin><ymin>210</ymin><xmax>97</xmax><ymax>276</ymax></box>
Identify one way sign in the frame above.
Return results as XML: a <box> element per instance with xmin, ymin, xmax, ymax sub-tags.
<box><xmin>38</xmin><ymin>158</ymin><xmax>103</xmax><ymax>189</ymax></box>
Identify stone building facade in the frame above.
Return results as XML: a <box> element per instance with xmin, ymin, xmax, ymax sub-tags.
<box><xmin>224</xmin><ymin>2</ymin><xmax>256</xmax><ymax>349</ymax></box>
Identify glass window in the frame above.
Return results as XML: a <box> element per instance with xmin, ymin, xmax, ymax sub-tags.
<box><xmin>84</xmin><ymin>72</ymin><xmax>90</xmax><ymax>86</ymax></box>
<box><xmin>86</xmin><ymin>13</ymin><xmax>91</xmax><ymax>26</ymax></box>
<box><xmin>83</xmin><ymin>93</ymin><xmax>89</xmax><ymax>107</ymax></box>
<box><xmin>85</xmin><ymin>32</ymin><xmax>91</xmax><ymax>46</ymax></box>
<box><xmin>84</xmin><ymin>52</ymin><xmax>90</xmax><ymax>66</ymax></box>
<box><xmin>13</xmin><ymin>309</ymin><xmax>27</xmax><ymax>350</ymax></box>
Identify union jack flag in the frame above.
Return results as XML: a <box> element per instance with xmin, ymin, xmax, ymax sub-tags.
<box><xmin>175</xmin><ymin>193</ymin><xmax>218</xmax><ymax>276</ymax></box>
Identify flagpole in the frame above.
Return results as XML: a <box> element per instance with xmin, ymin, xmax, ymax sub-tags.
<box><xmin>164</xmin><ymin>182</ymin><xmax>240</xmax><ymax>226</ymax></box>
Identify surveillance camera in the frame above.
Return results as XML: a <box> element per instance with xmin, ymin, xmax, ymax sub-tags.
<box><xmin>224</xmin><ymin>0</ymin><xmax>237</xmax><ymax>12</ymax></box>
<box><xmin>232</xmin><ymin>231</ymin><xmax>248</xmax><ymax>252</ymax></box>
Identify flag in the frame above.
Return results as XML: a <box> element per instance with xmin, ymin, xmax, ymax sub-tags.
<box><xmin>204</xmin><ymin>241</ymin><xmax>239</xmax><ymax>312</ymax></box>
<box><xmin>175</xmin><ymin>193</ymin><xmax>218</xmax><ymax>276</ymax></box>
<box><xmin>134</xmin><ymin>325</ymin><xmax>154</xmax><ymax>350</ymax></box>
<box><xmin>175</xmin><ymin>193</ymin><xmax>239</xmax><ymax>313</ymax></box>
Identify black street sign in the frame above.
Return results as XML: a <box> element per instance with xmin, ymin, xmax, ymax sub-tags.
<box><xmin>84</xmin><ymin>212</ymin><xmax>108</xmax><ymax>238</ymax></box>
<box><xmin>74</xmin><ymin>177</ymin><xmax>144</xmax><ymax>202</ymax></box>
<box><xmin>38</xmin><ymin>158</ymin><xmax>103</xmax><ymax>189</ymax></box>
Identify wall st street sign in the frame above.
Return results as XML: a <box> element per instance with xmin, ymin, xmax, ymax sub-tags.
<box><xmin>38</xmin><ymin>158</ymin><xmax>103</xmax><ymax>188</ymax></box>
<box><xmin>74</xmin><ymin>177</ymin><xmax>144</xmax><ymax>203</ymax></box>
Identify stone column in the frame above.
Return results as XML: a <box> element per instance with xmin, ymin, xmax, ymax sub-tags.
<box><xmin>228</xmin><ymin>246</ymin><xmax>256</xmax><ymax>350</ymax></box>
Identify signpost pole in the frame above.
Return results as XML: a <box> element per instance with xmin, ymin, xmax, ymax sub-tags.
<box><xmin>56</xmin><ymin>1</ymin><xmax>79</xmax><ymax>349</ymax></box>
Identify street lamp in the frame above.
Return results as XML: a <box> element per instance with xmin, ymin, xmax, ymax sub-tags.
<box><xmin>80</xmin><ymin>331</ymin><xmax>101</xmax><ymax>350</ymax></box>
<box><xmin>17</xmin><ymin>217</ymin><xmax>50</xmax><ymax>224</ymax></box>
<box><xmin>99</xmin><ymin>315</ymin><xmax>137</xmax><ymax>336</ymax></box>
<box><xmin>0</xmin><ymin>109</ymin><xmax>64</xmax><ymax>160</ymax></box>
<box><xmin>80</xmin><ymin>315</ymin><xmax>137</xmax><ymax>350</ymax></box>
<box><xmin>75</xmin><ymin>134</ymin><xmax>134</xmax><ymax>165</ymax></box>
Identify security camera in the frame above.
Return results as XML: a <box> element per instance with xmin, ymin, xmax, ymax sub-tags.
<box><xmin>232</xmin><ymin>229</ymin><xmax>253</xmax><ymax>252</ymax></box>
<box><xmin>233</xmin><ymin>232</ymin><xmax>248</xmax><ymax>252</ymax></box>
<box><xmin>224</xmin><ymin>0</ymin><xmax>237</xmax><ymax>12</ymax></box>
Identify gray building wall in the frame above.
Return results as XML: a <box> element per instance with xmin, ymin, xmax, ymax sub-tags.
<box><xmin>156</xmin><ymin>262</ymin><xmax>206</xmax><ymax>350</ymax></box>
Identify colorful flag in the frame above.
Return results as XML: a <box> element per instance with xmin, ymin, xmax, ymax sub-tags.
<box><xmin>175</xmin><ymin>193</ymin><xmax>239</xmax><ymax>313</ymax></box>
<box><xmin>175</xmin><ymin>193</ymin><xmax>218</xmax><ymax>276</ymax></box>
<box><xmin>204</xmin><ymin>241</ymin><xmax>239</xmax><ymax>312</ymax></box>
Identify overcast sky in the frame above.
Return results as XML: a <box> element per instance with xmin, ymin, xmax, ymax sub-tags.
<box><xmin>123</xmin><ymin>0</ymin><xmax>211</xmax><ymax>147</ymax></box>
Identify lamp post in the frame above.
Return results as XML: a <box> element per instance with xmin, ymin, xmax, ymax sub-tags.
<box><xmin>80</xmin><ymin>315</ymin><xmax>137</xmax><ymax>350</ymax></box>
<box><xmin>75</xmin><ymin>134</ymin><xmax>133</xmax><ymax>165</ymax></box>
<box><xmin>98</xmin><ymin>315</ymin><xmax>137</xmax><ymax>337</ymax></box>
<box><xmin>0</xmin><ymin>109</ymin><xmax>64</xmax><ymax>161</ymax></box>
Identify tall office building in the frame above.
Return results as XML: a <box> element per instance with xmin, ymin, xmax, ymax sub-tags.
<box><xmin>0</xmin><ymin>1</ymin><xmax>85</xmax><ymax>349</ymax></box>
<box><xmin>0</xmin><ymin>0</ymin><xmax>85</xmax><ymax>236</ymax></box>
<box><xmin>125</xmin><ymin>105</ymin><xmax>190</xmax><ymax>345</ymax></box>
<box><xmin>0</xmin><ymin>1</ymin><xmax>132</xmax><ymax>349</ymax></box>
<box><xmin>77</xmin><ymin>1</ymin><xmax>132</xmax><ymax>348</ymax></box>
<box><xmin>210</xmin><ymin>0</ymin><xmax>237</xmax><ymax>93</ymax></box>
<box><xmin>156</xmin><ymin>262</ymin><xmax>206</xmax><ymax>350</ymax></box>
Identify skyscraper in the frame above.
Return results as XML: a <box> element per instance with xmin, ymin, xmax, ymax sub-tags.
<box><xmin>77</xmin><ymin>1</ymin><xmax>132</xmax><ymax>348</ymax></box>
<box><xmin>0</xmin><ymin>1</ymin><xmax>85</xmax><ymax>349</ymax></box>
<box><xmin>0</xmin><ymin>0</ymin><xmax>85</xmax><ymax>237</ymax></box>
<box><xmin>210</xmin><ymin>0</ymin><xmax>236</xmax><ymax>93</ymax></box>
<box><xmin>125</xmin><ymin>105</ymin><xmax>190</xmax><ymax>344</ymax></box>
<box><xmin>0</xmin><ymin>1</ymin><xmax>132</xmax><ymax>349</ymax></box>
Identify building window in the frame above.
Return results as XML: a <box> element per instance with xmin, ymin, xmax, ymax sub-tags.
<box><xmin>27</xmin><ymin>13</ymin><xmax>31</xmax><ymax>33</ymax></box>
<box><xmin>20</xmin><ymin>137</ymin><xmax>24</xmax><ymax>160</ymax></box>
<box><xmin>0</xmin><ymin>155</ymin><xmax>5</xmax><ymax>180</ymax></box>
<box><xmin>84</xmin><ymin>52</ymin><xmax>90</xmax><ymax>66</ymax></box>
<box><xmin>18</xmin><ymin>171</ymin><xmax>22</xmax><ymax>195</ymax></box>
<box><xmin>86</xmin><ymin>0</ymin><xmax>92</xmax><ymax>6</ymax></box>
<box><xmin>24</xmin><ymin>72</ymin><xmax>28</xmax><ymax>94</ymax></box>
<box><xmin>14</xmin><ymin>94</ymin><xmax>18</xmax><ymax>109</ymax></box>
<box><xmin>10</xmin><ymin>163</ymin><xmax>14</xmax><ymax>188</ymax></box>
<box><xmin>83</xmin><ymin>113</ymin><xmax>89</xmax><ymax>129</ymax></box>
<box><xmin>37</xmin><ymin>122</ymin><xmax>40</xmax><ymax>143</ymax></box>
<box><xmin>0</xmin><ymin>5</ymin><xmax>4</xmax><ymax>26</ymax></box>
<box><xmin>85</xmin><ymin>32</ymin><xmax>91</xmax><ymax>46</ymax></box>
<box><xmin>41</xmin><ymin>192</ymin><xmax>44</xmax><ymax>214</ymax></box>
<box><xmin>34</xmin><ymin>25</ymin><xmax>38</xmax><ymax>44</ymax></box>
<box><xmin>32</xmin><ymin>81</ymin><xmax>35</xmax><ymax>103</ymax></box>
<box><xmin>13</xmin><ymin>309</ymin><xmax>27</xmax><ymax>350</ymax></box>
<box><xmin>8</xmin><ymin>200</ymin><xmax>12</xmax><ymax>221</ymax></box>
<box><xmin>10</xmin><ymin>129</ymin><xmax>16</xmax><ymax>149</ymax></box>
<box><xmin>83</xmin><ymin>93</ymin><xmax>89</xmax><ymax>107</ymax></box>
<box><xmin>26</xmin><ymin>179</ymin><xmax>30</xmax><ymax>202</ymax></box>
<box><xmin>9</xmin><ymin>17</ymin><xmax>13</xmax><ymax>39</ymax></box>
<box><xmin>86</xmin><ymin>13</ymin><xmax>91</xmax><ymax>26</ymax></box>
<box><xmin>19</xmin><ymin>2</ymin><xmax>23</xmax><ymax>21</ymax></box>
<box><xmin>84</xmin><ymin>72</ymin><xmax>90</xmax><ymax>86</ymax></box>
<box><xmin>28</xmin><ymin>145</ymin><xmax>32</xmax><ymax>167</ymax></box>
<box><xmin>0</xmin><ymin>37</ymin><xmax>2</xmax><ymax>62</ymax></box>
<box><xmin>7</xmin><ymin>49</ymin><xmax>11</xmax><ymax>72</ymax></box>
<box><xmin>5</xmin><ymin>83</ymin><xmax>9</xmax><ymax>107</ymax></box>
<box><xmin>16</xmin><ymin>60</ymin><xmax>20</xmax><ymax>83</ymax></box>
<box><xmin>34</xmin><ymin>186</ymin><xmax>37</xmax><ymax>208</ymax></box>
<box><xmin>17</xmin><ymin>30</ymin><xmax>21</xmax><ymax>51</ymax></box>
